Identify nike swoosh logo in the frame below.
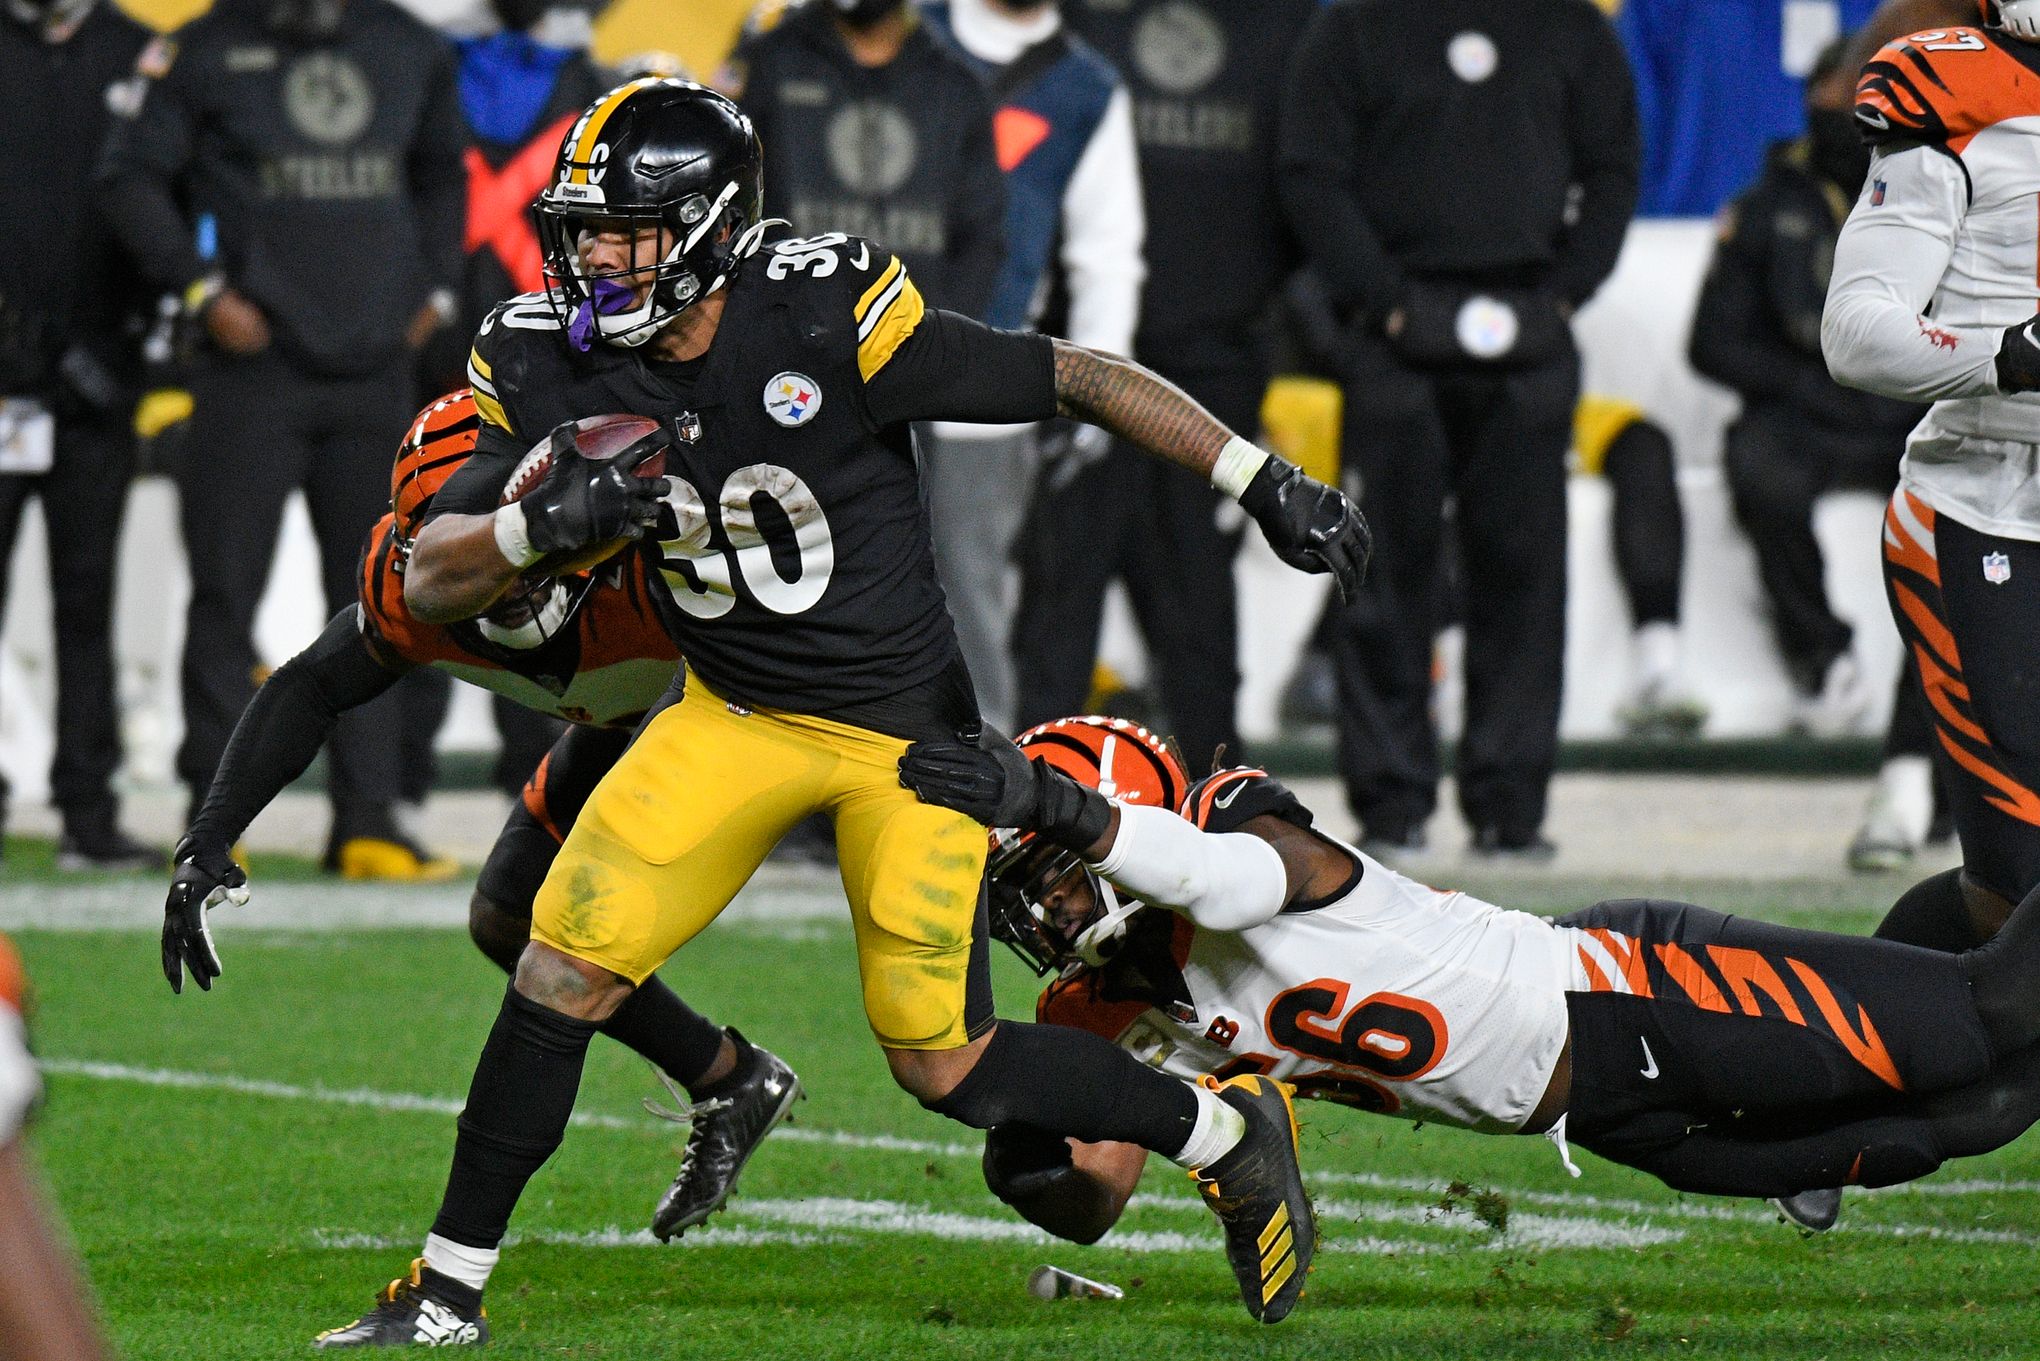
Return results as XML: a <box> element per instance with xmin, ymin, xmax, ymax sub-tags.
<box><xmin>1214</xmin><ymin>782</ymin><xmax>1246</xmax><ymax>810</ymax></box>
<box><xmin>1857</xmin><ymin>109</ymin><xmax>1889</xmax><ymax>130</ymax></box>
<box><xmin>1639</xmin><ymin>1037</ymin><xmax>1659</xmax><ymax>1080</ymax></box>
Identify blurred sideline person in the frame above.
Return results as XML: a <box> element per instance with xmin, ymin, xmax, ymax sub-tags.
<box><xmin>1010</xmin><ymin>0</ymin><xmax>1314</xmax><ymax>774</ymax></box>
<box><xmin>1691</xmin><ymin>39</ymin><xmax>1924</xmax><ymax>739</ymax></box>
<box><xmin>0</xmin><ymin>0</ymin><xmax>156</xmax><ymax>868</ymax></box>
<box><xmin>310</xmin><ymin>80</ymin><xmax>1365</xmax><ymax>1343</ymax></box>
<box><xmin>425</xmin><ymin>0</ymin><xmax>617</xmax><ymax>796</ymax></box>
<box><xmin>97</xmin><ymin>0</ymin><xmax>468</xmax><ymax>879</ymax></box>
<box><xmin>162</xmin><ymin>391</ymin><xmax>800</xmax><ymax>1244</ymax></box>
<box><xmin>0</xmin><ymin>934</ymin><xmax>112</xmax><ymax>1361</ymax></box>
<box><xmin>921</xmin><ymin>0</ymin><xmax>1143</xmax><ymax>732</ymax></box>
<box><xmin>898</xmin><ymin>717</ymin><xmax>2040</xmax><ymax>1238</ymax></box>
<box><xmin>1279</xmin><ymin>0</ymin><xmax>1639</xmax><ymax>860</ymax></box>
<box><xmin>720</xmin><ymin>0</ymin><xmax>1005</xmax><ymax>322</ymax></box>
<box><xmin>1824</xmin><ymin>1</ymin><xmax>2040</xmax><ymax>941</ymax></box>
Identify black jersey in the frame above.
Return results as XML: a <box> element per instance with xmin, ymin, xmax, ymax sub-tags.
<box><xmin>441</xmin><ymin>233</ymin><xmax>1057</xmax><ymax>734</ymax></box>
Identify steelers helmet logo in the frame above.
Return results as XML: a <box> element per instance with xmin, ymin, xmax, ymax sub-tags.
<box><xmin>825</xmin><ymin>101</ymin><xmax>917</xmax><ymax>195</ymax></box>
<box><xmin>764</xmin><ymin>372</ymin><xmax>822</xmax><ymax>427</ymax></box>
<box><xmin>1133</xmin><ymin>1</ymin><xmax>1226</xmax><ymax>95</ymax></box>
<box><xmin>284</xmin><ymin>51</ymin><xmax>373</xmax><ymax>145</ymax></box>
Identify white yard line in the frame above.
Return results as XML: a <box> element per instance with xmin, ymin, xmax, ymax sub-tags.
<box><xmin>45</xmin><ymin>1058</ymin><xmax>2034</xmax><ymax>1250</ymax></box>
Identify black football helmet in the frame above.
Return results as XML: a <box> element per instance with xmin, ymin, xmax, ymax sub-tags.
<box><xmin>536</xmin><ymin>79</ymin><xmax>768</xmax><ymax>349</ymax></box>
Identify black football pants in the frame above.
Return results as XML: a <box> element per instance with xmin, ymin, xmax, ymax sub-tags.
<box><xmin>0</xmin><ymin>413</ymin><xmax>135</xmax><ymax>826</ymax></box>
<box><xmin>1559</xmin><ymin>898</ymin><xmax>2013</xmax><ymax>1198</ymax></box>
<box><xmin>175</xmin><ymin>350</ymin><xmax>420</xmax><ymax>844</ymax></box>
<box><xmin>1330</xmin><ymin>336</ymin><xmax>1576</xmax><ymax>842</ymax></box>
<box><xmin>1011</xmin><ymin>359</ymin><xmax>1259</xmax><ymax>774</ymax></box>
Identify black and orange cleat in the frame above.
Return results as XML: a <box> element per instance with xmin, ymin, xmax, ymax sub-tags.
<box><xmin>1190</xmin><ymin>1073</ymin><xmax>1316</xmax><ymax>1323</ymax></box>
<box><xmin>313</xmin><ymin>1259</ymin><xmax>487</xmax><ymax>1348</ymax></box>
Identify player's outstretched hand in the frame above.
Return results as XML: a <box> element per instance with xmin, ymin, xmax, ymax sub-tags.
<box><xmin>1238</xmin><ymin>459</ymin><xmax>1371</xmax><ymax>602</ymax></box>
<box><xmin>522</xmin><ymin>440</ymin><xmax>667</xmax><ymax>559</ymax></box>
<box><xmin>900</xmin><ymin>728</ymin><xmax>1113</xmax><ymax>848</ymax></box>
<box><xmin>1997</xmin><ymin>313</ymin><xmax>2040</xmax><ymax>394</ymax></box>
<box><xmin>162</xmin><ymin>838</ymin><xmax>248</xmax><ymax>994</ymax></box>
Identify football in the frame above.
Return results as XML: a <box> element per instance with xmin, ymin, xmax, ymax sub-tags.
<box><xmin>502</xmin><ymin>413</ymin><xmax>669</xmax><ymax>576</ymax></box>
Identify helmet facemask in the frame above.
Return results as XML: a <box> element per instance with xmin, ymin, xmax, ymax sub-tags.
<box><xmin>986</xmin><ymin>832</ymin><xmax>1145</xmax><ymax>977</ymax></box>
<box><xmin>474</xmin><ymin>573</ymin><xmax>585</xmax><ymax>651</ymax></box>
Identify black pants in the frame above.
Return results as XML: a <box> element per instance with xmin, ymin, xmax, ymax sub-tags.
<box><xmin>1724</xmin><ymin>404</ymin><xmax>1897</xmax><ymax>694</ymax></box>
<box><xmin>175</xmin><ymin>350</ymin><xmax>417</xmax><ymax>842</ymax></box>
<box><xmin>1011</xmin><ymin>360</ymin><xmax>1259</xmax><ymax>774</ymax></box>
<box><xmin>0</xmin><ymin>414</ymin><xmax>135</xmax><ymax>824</ymax></box>
<box><xmin>1560</xmin><ymin>898</ymin><xmax>1998</xmax><ymax>1197</ymax></box>
<box><xmin>1602</xmin><ymin>418</ymin><xmax>1683</xmax><ymax>628</ymax></box>
<box><xmin>1331</xmin><ymin>336</ymin><xmax>1577</xmax><ymax>841</ymax></box>
<box><xmin>1883</xmin><ymin>491</ymin><xmax>2040</xmax><ymax>901</ymax></box>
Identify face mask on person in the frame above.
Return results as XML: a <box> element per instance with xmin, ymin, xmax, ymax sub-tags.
<box><xmin>1807</xmin><ymin>105</ymin><xmax>1871</xmax><ymax>191</ymax></box>
<box><xmin>830</xmin><ymin>0</ymin><xmax>903</xmax><ymax>29</ymax></box>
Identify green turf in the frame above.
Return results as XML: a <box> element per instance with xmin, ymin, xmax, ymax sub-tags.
<box><xmin>15</xmin><ymin>898</ymin><xmax>2040</xmax><ymax>1359</ymax></box>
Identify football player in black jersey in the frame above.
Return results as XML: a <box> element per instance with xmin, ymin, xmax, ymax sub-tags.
<box><xmin>315</xmin><ymin>79</ymin><xmax>1366</xmax><ymax>1344</ymax></box>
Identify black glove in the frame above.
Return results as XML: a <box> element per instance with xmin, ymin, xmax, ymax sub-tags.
<box><xmin>983</xmin><ymin>1124</ymin><xmax>1080</xmax><ymax>1209</ymax></box>
<box><xmin>1238</xmin><ymin>456</ymin><xmax>1371</xmax><ymax>603</ymax></box>
<box><xmin>520</xmin><ymin>430</ymin><xmax>666</xmax><ymax>561</ymax></box>
<box><xmin>1998</xmin><ymin>315</ymin><xmax>2040</xmax><ymax>394</ymax></box>
<box><xmin>898</xmin><ymin>728</ymin><xmax>1111</xmax><ymax>849</ymax></box>
<box><xmin>162</xmin><ymin>838</ymin><xmax>248</xmax><ymax>994</ymax></box>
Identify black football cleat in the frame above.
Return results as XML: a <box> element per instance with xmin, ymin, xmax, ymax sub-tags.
<box><xmin>1190</xmin><ymin>1074</ymin><xmax>1316</xmax><ymax>1324</ymax></box>
<box><xmin>1771</xmin><ymin>1186</ymin><xmax>1843</xmax><ymax>1233</ymax></box>
<box><xmin>645</xmin><ymin>1032</ymin><xmax>803</xmax><ymax>1240</ymax></box>
<box><xmin>313</xmin><ymin>1260</ymin><xmax>486</xmax><ymax>1348</ymax></box>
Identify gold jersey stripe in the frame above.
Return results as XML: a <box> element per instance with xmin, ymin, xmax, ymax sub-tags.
<box><xmin>856</xmin><ymin>268</ymin><xmax>926</xmax><ymax>382</ymax></box>
<box><xmin>854</xmin><ymin>256</ymin><xmax>904</xmax><ymax>332</ymax></box>
<box><xmin>473</xmin><ymin>385</ymin><xmax>512</xmax><ymax>434</ymax></box>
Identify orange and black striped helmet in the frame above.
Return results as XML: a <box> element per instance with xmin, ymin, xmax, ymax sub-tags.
<box><xmin>986</xmin><ymin>716</ymin><xmax>1188</xmax><ymax>975</ymax></box>
<box><xmin>390</xmin><ymin>389</ymin><xmax>481</xmax><ymax>563</ymax></box>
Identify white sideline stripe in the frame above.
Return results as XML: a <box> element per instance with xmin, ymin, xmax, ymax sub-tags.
<box><xmin>314</xmin><ymin>1227</ymin><xmax>839</xmax><ymax>1251</ymax></box>
<box><xmin>1128</xmin><ymin>1194</ymin><xmax>1684</xmax><ymax>1251</ymax></box>
<box><xmin>46</xmin><ymin>1059</ymin><xmax>2038</xmax><ymax>1247</ymax></box>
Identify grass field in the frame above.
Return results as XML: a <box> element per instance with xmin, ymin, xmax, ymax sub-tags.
<box><xmin>15</xmin><ymin>869</ymin><xmax>2040</xmax><ymax>1359</ymax></box>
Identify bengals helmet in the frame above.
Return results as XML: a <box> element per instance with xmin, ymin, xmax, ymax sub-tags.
<box><xmin>985</xmin><ymin>716</ymin><xmax>1188</xmax><ymax>976</ymax></box>
<box><xmin>390</xmin><ymin>389</ymin><xmax>481</xmax><ymax>563</ymax></box>
<box><xmin>1980</xmin><ymin>0</ymin><xmax>2040</xmax><ymax>39</ymax></box>
<box><xmin>536</xmin><ymin>79</ymin><xmax>767</xmax><ymax>349</ymax></box>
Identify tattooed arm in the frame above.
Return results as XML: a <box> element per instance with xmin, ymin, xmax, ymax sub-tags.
<box><xmin>863</xmin><ymin>309</ymin><xmax>1371</xmax><ymax>597</ymax></box>
<box><xmin>1050</xmin><ymin>339</ymin><xmax>1371</xmax><ymax>598</ymax></box>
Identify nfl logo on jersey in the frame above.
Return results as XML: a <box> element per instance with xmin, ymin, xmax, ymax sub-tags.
<box><xmin>1984</xmin><ymin>551</ymin><xmax>2012</xmax><ymax>584</ymax></box>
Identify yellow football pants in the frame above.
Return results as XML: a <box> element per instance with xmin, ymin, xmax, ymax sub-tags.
<box><xmin>530</xmin><ymin>670</ymin><xmax>992</xmax><ymax>1050</ymax></box>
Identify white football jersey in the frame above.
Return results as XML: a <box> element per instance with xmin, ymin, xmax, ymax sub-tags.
<box><xmin>1041</xmin><ymin>841</ymin><xmax>1576</xmax><ymax>1134</ymax></box>
<box><xmin>1824</xmin><ymin>26</ymin><xmax>2040</xmax><ymax>539</ymax></box>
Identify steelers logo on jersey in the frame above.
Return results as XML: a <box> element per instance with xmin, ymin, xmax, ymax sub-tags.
<box><xmin>764</xmin><ymin>372</ymin><xmax>822</xmax><ymax>427</ymax></box>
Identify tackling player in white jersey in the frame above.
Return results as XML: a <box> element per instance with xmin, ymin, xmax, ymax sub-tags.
<box><xmin>1823</xmin><ymin>1</ymin><xmax>2040</xmax><ymax>947</ymax></box>
<box><xmin>899</xmin><ymin>717</ymin><xmax>2040</xmax><ymax>1243</ymax></box>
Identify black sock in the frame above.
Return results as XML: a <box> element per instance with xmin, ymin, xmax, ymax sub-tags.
<box><xmin>692</xmin><ymin>1027</ymin><xmax>758</xmax><ymax>1099</ymax></box>
<box><xmin>1961</xmin><ymin>878</ymin><xmax>2040</xmax><ymax>1055</ymax></box>
<box><xmin>925</xmin><ymin>1021</ymin><xmax>1199</xmax><ymax>1156</ymax></box>
<box><xmin>1875</xmin><ymin>868</ymin><xmax>1983</xmax><ymax>951</ymax></box>
<box><xmin>429</xmin><ymin>985</ymin><xmax>599</xmax><ymax>1250</ymax></box>
<box><xmin>599</xmin><ymin>978</ymin><xmax>726</xmax><ymax>1092</ymax></box>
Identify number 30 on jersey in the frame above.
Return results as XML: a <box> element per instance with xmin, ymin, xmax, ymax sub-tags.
<box><xmin>655</xmin><ymin>464</ymin><xmax>836</xmax><ymax>618</ymax></box>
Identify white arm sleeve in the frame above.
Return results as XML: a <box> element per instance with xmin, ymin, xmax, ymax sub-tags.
<box><xmin>1058</xmin><ymin>87</ymin><xmax>1145</xmax><ymax>356</ymax></box>
<box><xmin>1089</xmin><ymin>802</ymin><xmax>1289</xmax><ymax>931</ymax></box>
<box><xmin>1822</xmin><ymin>144</ymin><xmax>2004</xmax><ymax>401</ymax></box>
<box><xmin>0</xmin><ymin>1013</ymin><xmax>39</xmax><ymax>1146</ymax></box>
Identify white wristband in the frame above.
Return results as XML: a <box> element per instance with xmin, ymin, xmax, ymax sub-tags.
<box><xmin>1211</xmin><ymin>435</ymin><xmax>1273</xmax><ymax>500</ymax></box>
<box><xmin>492</xmin><ymin>501</ymin><xmax>542</xmax><ymax>569</ymax></box>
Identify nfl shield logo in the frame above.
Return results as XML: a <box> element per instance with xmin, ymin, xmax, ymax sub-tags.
<box><xmin>1871</xmin><ymin>180</ymin><xmax>1887</xmax><ymax>206</ymax></box>
<box><xmin>676</xmin><ymin>411</ymin><xmax>702</xmax><ymax>444</ymax></box>
<box><xmin>1985</xmin><ymin>551</ymin><xmax>2012</xmax><ymax>585</ymax></box>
